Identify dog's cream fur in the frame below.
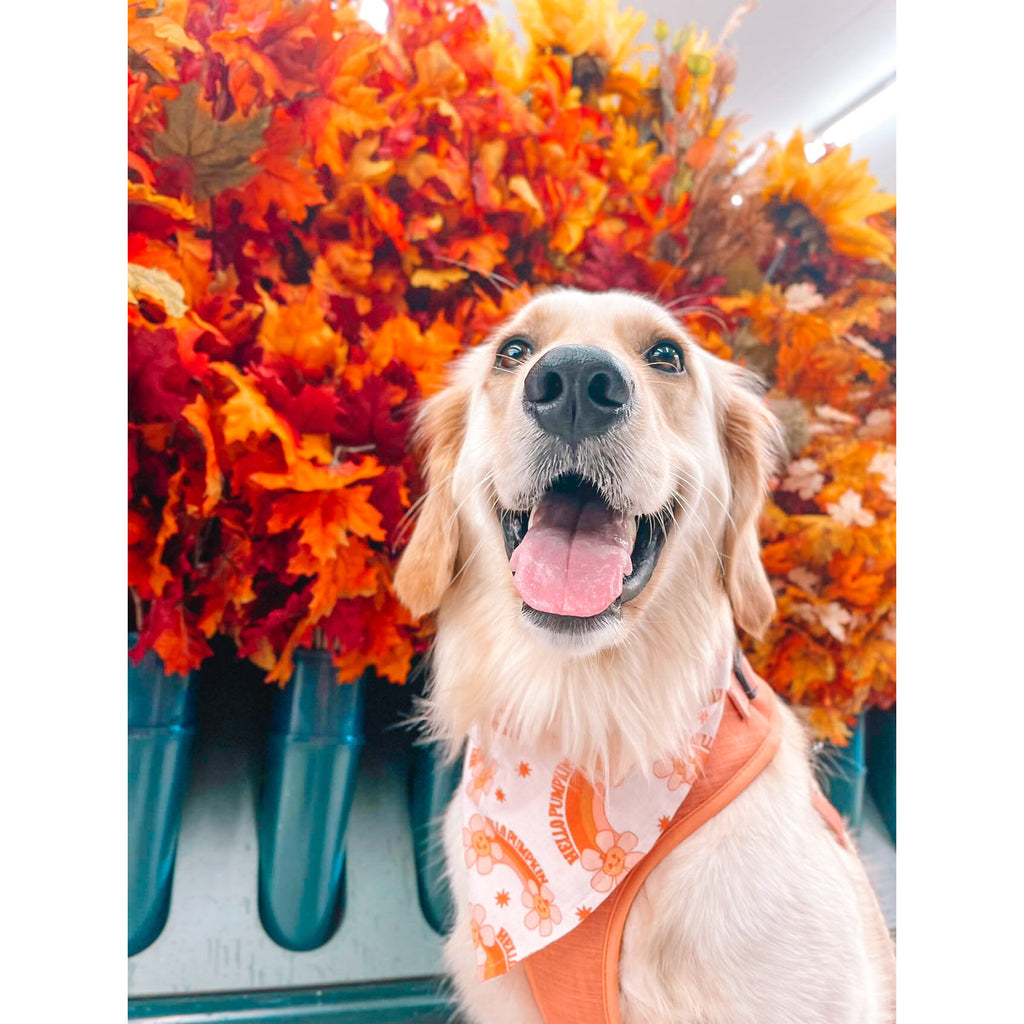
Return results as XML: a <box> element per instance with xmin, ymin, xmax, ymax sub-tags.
<box><xmin>395</xmin><ymin>290</ymin><xmax>896</xmax><ymax>1024</ymax></box>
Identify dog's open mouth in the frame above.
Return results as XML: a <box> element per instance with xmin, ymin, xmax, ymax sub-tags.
<box><xmin>498</xmin><ymin>474</ymin><xmax>669</xmax><ymax>629</ymax></box>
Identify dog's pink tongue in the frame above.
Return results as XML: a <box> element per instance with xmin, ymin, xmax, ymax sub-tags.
<box><xmin>509</xmin><ymin>490</ymin><xmax>633</xmax><ymax>617</ymax></box>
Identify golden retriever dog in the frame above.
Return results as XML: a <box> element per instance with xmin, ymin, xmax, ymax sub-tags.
<box><xmin>395</xmin><ymin>289</ymin><xmax>895</xmax><ymax>1024</ymax></box>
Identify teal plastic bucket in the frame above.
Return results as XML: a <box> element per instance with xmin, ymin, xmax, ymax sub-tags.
<box><xmin>257</xmin><ymin>651</ymin><xmax>366</xmax><ymax>951</ymax></box>
<box><xmin>409</xmin><ymin>742</ymin><xmax>462</xmax><ymax>935</ymax></box>
<box><xmin>866</xmin><ymin>706</ymin><xmax>896</xmax><ymax>843</ymax></box>
<box><xmin>128</xmin><ymin>633</ymin><xmax>198</xmax><ymax>956</ymax></box>
<box><xmin>817</xmin><ymin>713</ymin><xmax>867</xmax><ymax>833</ymax></box>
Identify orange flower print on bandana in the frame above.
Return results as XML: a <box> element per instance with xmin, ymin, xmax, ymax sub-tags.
<box><xmin>464</xmin><ymin>813</ymin><xmax>504</xmax><ymax>875</ymax></box>
<box><xmin>580</xmin><ymin>829</ymin><xmax>645</xmax><ymax>893</ymax></box>
<box><xmin>522</xmin><ymin>880</ymin><xmax>562</xmax><ymax>937</ymax></box>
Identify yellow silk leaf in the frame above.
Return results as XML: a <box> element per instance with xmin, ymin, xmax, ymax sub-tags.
<box><xmin>128</xmin><ymin>263</ymin><xmax>188</xmax><ymax>317</ymax></box>
<box><xmin>410</xmin><ymin>267</ymin><xmax>469</xmax><ymax>289</ymax></box>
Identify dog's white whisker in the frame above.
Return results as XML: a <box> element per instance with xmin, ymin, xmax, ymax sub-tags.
<box><xmin>667</xmin><ymin>305</ymin><xmax>730</xmax><ymax>332</ymax></box>
<box><xmin>435</xmin><ymin>255</ymin><xmax>520</xmax><ymax>295</ymax></box>
<box><xmin>670</xmin><ymin>483</ymin><xmax>723</xmax><ymax>563</ymax></box>
<box><xmin>442</xmin><ymin>470</ymin><xmax>495</xmax><ymax>535</ymax></box>
<box><xmin>673</xmin><ymin>465</ymin><xmax>737</xmax><ymax>535</ymax></box>
<box><xmin>396</xmin><ymin>468</ymin><xmax>459</xmax><ymax>533</ymax></box>
<box><xmin>448</xmin><ymin>536</ymin><xmax>488</xmax><ymax>587</ymax></box>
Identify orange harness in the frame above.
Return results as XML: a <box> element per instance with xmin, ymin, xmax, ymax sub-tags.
<box><xmin>521</xmin><ymin>670</ymin><xmax>849</xmax><ymax>1024</ymax></box>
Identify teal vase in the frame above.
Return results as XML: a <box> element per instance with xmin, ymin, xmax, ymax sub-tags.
<box><xmin>128</xmin><ymin>633</ymin><xmax>198</xmax><ymax>956</ymax></box>
<box><xmin>257</xmin><ymin>651</ymin><xmax>366</xmax><ymax>951</ymax></box>
<box><xmin>866</xmin><ymin>706</ymin><xmax>896</xmax><ymax>843</ymax></box>
<box><xmin>409</xmin><ymin>742</ymin><xmax>462</xmax><ymax>935</ymax></box>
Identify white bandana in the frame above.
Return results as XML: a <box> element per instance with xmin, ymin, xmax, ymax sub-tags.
<box><xmin>460</xmin><ymin>656</ymin><xmax>731</xmax><ymax>981</ymax></box>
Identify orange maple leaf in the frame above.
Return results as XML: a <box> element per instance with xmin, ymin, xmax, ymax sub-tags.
<box><xmin>267</xmin><ymin>492</ymin><xmax>319</xmax><ymax>535</ymax></box>
<box><xmin>360</xmin><ymin>184</ymin><xmax>411</xmax><ymax>252</ymax></box>
<box><xmin>248</xmin><ymin>455</ymin><xmax>385</xmax><ymax>495</ymax></box>
<box><xmin>151</xmin><ymin>607</ymin><xmax>201</xmax><ymax>678</ymax></box>
<box><xmin>824</xmin><ymin>553</ymin><xmax>886</xmax><ymax>608</ymax></box>
<box><xmin>238</xmin><ymin>109</ymin><xmax>327</xmax><ymax>229</ymax></box>
<box><xmin>149</xmin><ymin>467</ymin><xmax>184</xmax><ymax>598</ymax></box>
<box><xmin>207</xmin><ymin>30</ymin><xmax>285</xmax><ymax>110</ymax></box>
<box><xmin>361</xmin><ymin>315</ymin><xmax>464</xmax><ymax>397</ymax></box>
<box><xmin>307</xmin><ymin>539</ymin><xmax>384</xmax><ymax>614</ymax></box>
<box><xmin>400</xmin><ymin>144</ymin><xmax>471</xmax><ymax>202</ymax></box>
<box><xmin>446</xmin><ymin>232</ymin><xmax>511</xmax><ymax>276</ymax></box>
<box><xmin>339</xmin><ymin>610</ymin><xmax>415</xmax><ymax>685</ymax></box>
<box><xmin>182</xmin><ymin>394</ymin><xmax>223</xmax><ymax>515</ymax></box>
<box><xmin>319</xmin><ymin>244</ymin><xmax>375</xmax><ymax>288</ymax></box>
<box><xmin>284</xmin><ymin>494</ymin><xmax>386</xmax><ymax>574</ymax></box>
<box><xmin>257</xmin><ymin>285</ymin><xmax>346</xmax><ymax>376</ymax></box>
<box><xmin>129</xmin><ymin>1</ymin><xmax>203</xmax><ymax>81</ymax></box>
<box><xmin>212</xmin><ymin>362</ymin><xmax>299</xmax><ymax>466</ymax></box>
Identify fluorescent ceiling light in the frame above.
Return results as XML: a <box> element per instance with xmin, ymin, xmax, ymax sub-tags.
<box><xmin>805</xmin><ymin>75</ymin><xmax>896</xmax><ymax>162</ymax></box>
<box><xmin>358</xmin><ymin>0</ymin><xmax>389</xmax><ymax>32</ymax></box>
<box><xmin>804</xmin><ymin>138</ymin><xmax>827</xmax><ymax>163</ymax></box>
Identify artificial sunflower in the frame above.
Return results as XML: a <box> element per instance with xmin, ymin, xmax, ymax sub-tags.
<box><xmin>515</xmin><ymin>0</ymin><xmax>647</xmax><ymax>66</ymax></box>
<box><xmin>764</xmin><ymin>129</ymin><xmax>896</xmax><ymax>264</ymax></box>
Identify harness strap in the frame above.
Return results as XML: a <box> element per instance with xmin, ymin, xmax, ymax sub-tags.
<box><xmin>523</xmin><ymin>663</ymin><xmax>782</xmax><ymax>1024</ymax></box>
<box><xmin>811</xmin><ymin>782</ymin><xmax>852</xmax><ymax>850</ymax></box>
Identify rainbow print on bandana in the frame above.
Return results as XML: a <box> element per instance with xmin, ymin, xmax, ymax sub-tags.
<box><xmin>548</xmin><ymin>765</ymin><xmax>647</xmax><ymax>891</ymax></box>
<box><xmin>470</xmin><ymin>902</ymin><xmax>518</xmax><ymax>982</ymax></box>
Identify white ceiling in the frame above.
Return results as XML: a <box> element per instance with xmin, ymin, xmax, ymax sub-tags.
<box><xmin>490</xmin><ymin>0</ymin><xmax>897</xmax><ymax>191</ymax></box>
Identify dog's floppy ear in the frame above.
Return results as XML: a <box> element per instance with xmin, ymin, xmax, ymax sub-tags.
<box><xmin>718</xmin><ymin>367</ymin><xmax>784</xmax><ymax>638</ymax></box>
<box><xmin>393</xmin><ymin>379</ymin><xmax>469</xmax><ymax>618</ymax></box>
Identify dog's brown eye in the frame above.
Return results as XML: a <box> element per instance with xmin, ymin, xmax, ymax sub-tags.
<box><xmin>645</xmin><ymin>340</ymin><xmax>685</xmax><ymax>374</ymax></box>
<box><xmin>495</xmin><ymin>337</ymin><xmax>533</xmax><ymax>370</ymax></box>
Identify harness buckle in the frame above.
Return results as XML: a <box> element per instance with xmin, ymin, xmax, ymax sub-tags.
<box><xmin>733</xmin><ymin>648</ymin><xmax>757</xmax><ymax>700</ymax></box>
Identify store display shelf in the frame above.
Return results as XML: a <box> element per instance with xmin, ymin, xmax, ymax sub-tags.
<box><xmin>129</xmin><ymin>662</ymin><xmax>452</xmax><ymax>1016</ymax></box>
<box><xmin>128</xmin><ymin>976</ymin><xmax>453</xmax><ymax>1023</ymax></box>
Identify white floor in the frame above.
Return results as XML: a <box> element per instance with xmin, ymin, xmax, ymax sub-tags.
<box><xmin>856</xmin><ymin>794</ymin><xmax>896</xmax><ymax>936</ymax></box>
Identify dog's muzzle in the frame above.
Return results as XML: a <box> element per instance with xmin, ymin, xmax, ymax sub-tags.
<box><xmin>522</xmin><ymin>345</ymin><xmax>635</xmax><ymax>444</ymax></box>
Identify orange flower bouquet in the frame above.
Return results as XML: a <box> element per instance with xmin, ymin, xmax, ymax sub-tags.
<box><xmin>128</xmin><ymin>0</ymin><xmax>895</xmax><ymax>742</ymax></box>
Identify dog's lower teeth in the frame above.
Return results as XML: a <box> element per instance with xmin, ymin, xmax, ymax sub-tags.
<box><xmin>626</xmin><ymin>516</ymin><xmax>639</xmax><ymax>551</ymax></box>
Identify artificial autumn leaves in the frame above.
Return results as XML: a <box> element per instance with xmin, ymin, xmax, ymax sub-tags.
<box><xmin>128</xmin><ymin>0</ymin><xmax>895</xmax><ymax>740</ymax></box>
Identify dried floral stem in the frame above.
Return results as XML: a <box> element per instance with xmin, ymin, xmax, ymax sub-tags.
<box><xmin>130</xmin><ymin>586</ymin><xmax>145</xmax><ymax>634</ymax></box>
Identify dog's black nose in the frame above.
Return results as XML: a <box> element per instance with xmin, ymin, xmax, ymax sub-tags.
<box><xmin>523</xmin><ymin>344</ymin><xmax>634</xmax><ymax>443</ymax></box>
